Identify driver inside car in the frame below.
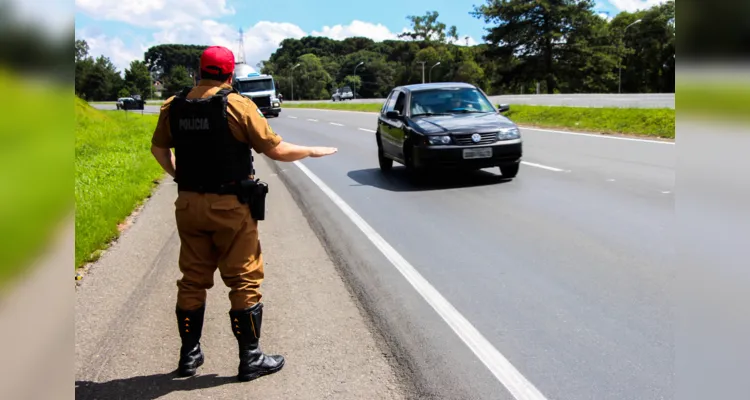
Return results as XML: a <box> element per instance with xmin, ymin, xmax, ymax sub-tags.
<box><xmin>447</xmin><ymin>92</ymin><xmax>474</xmax><ymax>111</ymax></box>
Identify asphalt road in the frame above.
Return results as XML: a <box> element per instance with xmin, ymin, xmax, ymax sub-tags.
<box><xmin>92</xmin><ymin>92</ymin><xmax>674</xmax><ymax>112</ymax></box>
<box><xmin>285</xmin><ymin>93</ymin><xmax>675</xmax><ymax>109</ymax></box>
<box><xmin>93</xmin><ymin>104</ymin><xmax>161</xmax><ymax>114</ymax></box>
<box><xmin>262</xmin><ymin>108</ymin><xmax>676</xmax><ymax>400</ymax></box>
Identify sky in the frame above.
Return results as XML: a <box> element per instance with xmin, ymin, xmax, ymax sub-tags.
<box><xmin>72</xmin><ymin>0</ymin><xmax>668</xmax><ymax>74</ymax></box>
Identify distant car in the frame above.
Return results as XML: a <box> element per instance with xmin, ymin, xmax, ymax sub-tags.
<box><xmin>332</xmin><ymin>87</ymin><xmax>354</xmax><ymax>101</ymax></box>
<box><xmin>115</xmin><ymin>97</ymin><xmax>129</xmax><ymax>109</ymax></box>
<box><xmin>375</xmin><ymin>82</ymin><xmax>522</xmax><ymax>179</ymax></box>
<box><xmin>116</xmin><ymin>96</ymin><xmax>145</xmax><ymax>110</ymax></box>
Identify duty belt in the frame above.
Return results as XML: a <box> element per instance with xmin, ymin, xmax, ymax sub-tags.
<box><xmin>177</xmin><ymin>182</ymin><xmax>239</xmax><ymax>195</ymax></box>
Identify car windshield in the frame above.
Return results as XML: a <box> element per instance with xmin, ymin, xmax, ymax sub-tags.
<box><xmin>410</xmin><ymin>88</ymin><xmax>496</xmax><ymax>116</ymax></box>
<box><xmin>236</xmin><ymin>79</ymin><xmax>274</xmax><ymax>93</ymax></box>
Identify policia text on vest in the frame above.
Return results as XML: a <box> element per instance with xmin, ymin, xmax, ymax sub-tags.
<box><xmin>170</xmin><ymin>87</ymin><xmax>268</xmax><ymax>220</ymax></box>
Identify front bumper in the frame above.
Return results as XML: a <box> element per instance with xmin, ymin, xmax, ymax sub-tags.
<box><xmin>411</xmin><ymin>140</ymin><xmax>522</xmax><ymax>169</ymax></box>
<box><xmin>260</xmin><ymin>106</ymin><xmax>281</xmax><ymax>115</ymax></box>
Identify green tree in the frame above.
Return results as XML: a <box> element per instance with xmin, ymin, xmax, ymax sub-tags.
<box><xmin>453</xmin><ymin>60</ymin><xmax>485</xmax><ymax>88</ymax></box>
<box><xmin>341</xmin><ymin>50</ymin><xmax>396</xmax><ymax>97</ymax></box>
<box><xmin>164</xmin><ymin>65</ymin><xmax>194</xmax><ymax>97</ymax></box>
<box><xmin>612</xmin><ymin>1</ymin><xmax>675</xmax><ymax>93</ymax></box>
<box><xmin>75</xmin><ymin>39</ymin><xmax>89</xmax><ymax>62</ymax></box>
<box><xmin>79</xmin><ymin>55</ymin><xmax>123</xmax><ymax>101</ymax></box>
<box><xmin>144</xmin><ymin>44</ymin><xmax>207</xmax><ymax>81</ymax></box>
<box><xmin>292</xmin><ymin>54</ymin><xmax>332</xmax><ymax>100</ymax></box>
<box><xmin>399</xmin><ymin>11</ymin><xmax>459</xmax><ymax>44</ymax></box>
<box><xmin>472</xmin><ymin>0</ymin><xmax>601</xmax><ymax>94</ymax></box>
<box><xmin>413</xmin><ymin>46</ymin><xmax>454</xmax><ymax>84</ymax></box>
<box><xmin>124</xmin><ymin>60</ymin><xmax>153</xmax><ymax>98</ymax></box>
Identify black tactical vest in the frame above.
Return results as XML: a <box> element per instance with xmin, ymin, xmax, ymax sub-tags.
<box><xmin>169</xmin><ymin>87</ymin><xmax>254</xmax><ymax>192</ymax></box>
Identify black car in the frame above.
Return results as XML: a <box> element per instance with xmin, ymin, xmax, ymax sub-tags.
<box><xmin>116</xmin><ymin>95</ymin><xmax>145</xmax><ymax>110</ymax></box>
<box><xmin>375</xmin><ymin>82</ymin><xmax>522</xmax><ymax>178</ymax></box>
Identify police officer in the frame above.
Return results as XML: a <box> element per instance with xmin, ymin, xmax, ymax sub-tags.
<box><xmin>150</xmin><ymin>45</ymin><xmax>337</xmax><ymax>382</ymax></box>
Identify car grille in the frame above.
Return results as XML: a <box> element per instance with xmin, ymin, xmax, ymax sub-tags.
<box><xmin>251</xmin><ymin>95</ymin><xmax>271</xmax><ymax>108</ymax></box>
<box><xmin>452</xmin><ymin>132</ymin><xmax>497</xmax><ymax>146</ymax></box>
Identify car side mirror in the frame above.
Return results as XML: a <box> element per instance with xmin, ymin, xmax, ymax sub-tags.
<box><xmin>386</xmin><ymin>110</ymin><xmax>402</xmax><ymax>119</ymax></box>
<box><xmin>497</xmin><ymin>104</ymin><xmax>510</xmax><ymax>113</ymax></box>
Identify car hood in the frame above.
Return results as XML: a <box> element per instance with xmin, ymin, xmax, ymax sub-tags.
<box><xmin>409</xmin><ymin>112</ymin><xmax>517</xmax><ymax>134</ymax></box>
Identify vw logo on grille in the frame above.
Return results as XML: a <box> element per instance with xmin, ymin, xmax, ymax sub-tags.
<box><xmin>471</xmin><ymin>133</ymin><xmax>481</xmax><ymax>143</ymax></box>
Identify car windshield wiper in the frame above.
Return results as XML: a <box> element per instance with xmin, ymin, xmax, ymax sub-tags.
<box><xmin>412</xmin><ymin>112</ymin><xmax>451</xmax><ymax>117</ymax></box>
<box><xmin>449</xmin><ymin>109</ymin><xmax>491</xmax><ymax>114</ymax></box>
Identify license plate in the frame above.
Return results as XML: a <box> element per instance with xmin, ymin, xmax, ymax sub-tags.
<box><xmin>462</xmin><ymin>147</ymin><xmax>492</xmax><ymax>159</ymax></box>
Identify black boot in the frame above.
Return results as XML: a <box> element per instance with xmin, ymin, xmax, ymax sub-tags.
<box><xmin>229</xmin><ymin>303</ymin><xmax>285</xmax><ymax>382</ymax></box>
<box><xmin>176</xmin><ymin>305</ymin><xmax>205</xmax><ymax>377</ymax></box>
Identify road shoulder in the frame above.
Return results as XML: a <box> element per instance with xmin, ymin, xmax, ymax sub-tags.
<box><xmin>75</xmin><ymin>155</ymin><xmax>413</xmax><ymax>399</ymax></box>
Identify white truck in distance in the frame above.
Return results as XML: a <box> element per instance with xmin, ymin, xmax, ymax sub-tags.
<box><xmin>232</xmin><ymin>63</ymin><xmax>282</xmax><ymax>118</ymax></box>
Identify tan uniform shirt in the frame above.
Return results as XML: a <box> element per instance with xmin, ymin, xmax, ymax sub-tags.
<box><xmin>151</xmin><ymin>79</ymin><xmax>282</xmax><ymax>153</ymax></box>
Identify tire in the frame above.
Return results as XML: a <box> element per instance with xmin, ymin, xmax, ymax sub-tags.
<box><xmin>404</xmin><ymin>142</ymin><xmax>416</xmax><ymax>172</ymax></box>
<box><xmin>377</xmin><ymin>136</ymin><xmax>393</xmax><ymax>172</ymax></box>
<box><xmin>499</xmin><ymin>163</ymin><xmax>520</xmax><ymax>178</ymax></box>
<box><xmin>378</xmin><ymin>149</ymin><xmax>393</xmax><ymax>172</ymax></box>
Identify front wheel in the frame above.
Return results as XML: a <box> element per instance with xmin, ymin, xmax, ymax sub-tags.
<box><xmin>378</xmin><ymin>143</ymin><xmax>393</xmax><ymax>172</ymax></box>
<box><xmin>499</xmin><ymin>163</ymin><xmax>520</xmax><ymax>178</ymax></box>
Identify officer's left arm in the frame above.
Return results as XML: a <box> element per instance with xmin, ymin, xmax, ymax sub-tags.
<box><xmin>151</xmin><ymin>145</ymin><xmax>176</xmax><ymax>178</ymax></box>
<box><xmin>150</xmin><ymin>97</ymin><xmax>176</xmax><ymax>177</ymax></box>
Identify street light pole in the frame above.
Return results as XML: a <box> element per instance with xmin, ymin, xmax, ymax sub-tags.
<box><xmin>619</xmin><ymin>19</ymin><xmax>642</xmax><ymax>94</ymax></box>
<box><xmin>291</xmin><ymin>63</ymin><xmax>300</xmax><ymax>101</ymax></box>
<box><xmin>353</xmin><ymin>61</ymin><xmax>364</xmax><ymax>99</ymax></box>
<box><xmin>417</xmin><ymin>61</ymin><xmax>426</xmax><ymax>83</ymax></box>
<box><xmin>429</xmin><ymin>61</ymin><xmax>441</xmax><ymax>83</ymax></box>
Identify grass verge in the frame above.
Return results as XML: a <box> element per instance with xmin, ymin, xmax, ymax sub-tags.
<box><xmin>0</xmin><ymin>69</ymin><xmax>72</xmax><ymax>288</ymax></box>
<box><xmin>676</xmin><ymin>82</ymin><xmax>750</xmax><ymax>122</ymax></box>
<box><xmin>75</xmin><ymin>97</ymin><xmax>165</xmax><ymax>268</ymax></box>
<box><xmin>283</xmin><ymin>102</ymin><xmax>675</xmax><ymax>139</ymax></box>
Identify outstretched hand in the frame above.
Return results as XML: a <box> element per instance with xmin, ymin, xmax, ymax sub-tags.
<box><xmin>309</xmin><ymin>146</ymin><xmax>338</xmax><ymax>157</ymax></box>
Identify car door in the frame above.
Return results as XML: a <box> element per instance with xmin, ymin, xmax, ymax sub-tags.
<box><xmin>377</xmin><ymin>90</ymin><xmax>400</xmax><ymax>156</ymax></box>
<box><xmin>390</xmin><ymin>91</ymin><xmax>408</xmax><ymax>159</ymax></box>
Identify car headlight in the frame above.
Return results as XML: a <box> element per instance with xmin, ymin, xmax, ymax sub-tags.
<box><xmin>497</xmin><ymin>127</ymin><xmax>520</xmax><ymax>140</ymax></box>
<box><xmin>427</xmin><ymin>135</ymin><xmax>451</xmax><ymax>145</ymax></box>
<box><xmin>273</xmin><ymin>101</ymin><xmax>280</xmax><ymax>107</ymax></box>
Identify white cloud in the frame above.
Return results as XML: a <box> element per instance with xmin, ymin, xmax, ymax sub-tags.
<box><xmin>150</xmin><ymin>20</ymin><xmax>307</xmax><ymax>69</ymax></box>
<box><xmin>608</xmin><ymin>0</ymin><xmax>667</xmax><ymax>12</ymax></box>
<box><xmin>449</xmin><ymin>36</ymin><xmax>478</xmax><ymax>46</ymax></box>
<box><xmin>78</xmin><ymin>32</ymin><xmax>150</xmax><ymax>73</ymax></box>
<box><xmin>76</xmin><ymin>15</ymin><xmax>481</xmax><ymax>77</ymax></box>
<box><xmin>74</xmin><ymin>0</ymin><xmax>235</xmax><ymax>29</ymax></box>
<box><xmin>311</xmin><ymin>20</ymin><xmax>404</xmax><ymax>42</ymax></box>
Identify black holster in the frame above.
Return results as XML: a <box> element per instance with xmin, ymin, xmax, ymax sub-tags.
<box><xmin>237</xmin><ymin>179</ymin><xmax>268</xmax><ymax>221</ymax></box>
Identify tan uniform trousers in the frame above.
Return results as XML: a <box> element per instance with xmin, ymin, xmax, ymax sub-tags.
<box><xmin>174</xmin><ymin>191</ymin><xmax>263</xmax><ymax>311</ymax></box>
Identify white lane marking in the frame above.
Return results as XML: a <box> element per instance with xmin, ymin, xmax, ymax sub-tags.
<box><xmin>330</xmin><ymin>122</ymin><xmax>344</xmax><ymax>126</ymax></box>
<box><xmin>520</xmin><ymin>161</ymin><xmax>566</xmax><ymax>172</ymax></box>
<box><xmin>307</xmin><ymin>118</ymin><xmax>318</xmax><ymax>122</ymax></box>
<box><xmin>662</xmin><ymin>190</ymin><xmax>671</xmax><ymax>194</ymax></box>
<box><xmin>292</xmin><ymin>160</ymin><xmax>548</xmax><ymax>400</ymax></box>
<box><xmin>521</xmin><ymin>127</ymin><xmax>674</xmax><ymax>145</ymax></box>
<box><xmin>292</xmin><ymin>108</ymin><xmax>378</xmax><ymax>116</ymax></box>
<box><xmin>607</xmin><ymin>179</ymin><xmax>616</xmax><ymax>182</ymax></box>
<box><xmin>358</xmin><ymin>128</ymin><xmax>376</xmax><ymax>133</ymax></box>
<box><xmin>288</xmin><ymin>116</ymin><xmax>298</xmax><ymax>119</ymax></box>
<box><xmin>289</xmin><ymin>108</ymin><xmax>673</xmax><ymax>145</ymax></box>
